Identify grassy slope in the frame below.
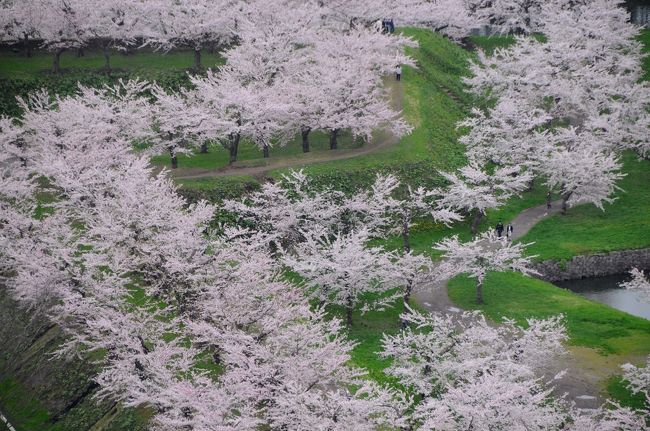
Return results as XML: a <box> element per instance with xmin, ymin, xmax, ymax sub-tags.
<box><xmin>0</xmin><ymin>47</ymin><xmax>224</xmax><ymax>78</ymax></box>
<box><xmin>448</xmin><ymin>271</ymin><xmax>650</xmax><ymax>405</ymax></box>
<box><xmin>449</xmin><ymin>272</ymin><xmax>650</xmax><ymax>356</ymax></box>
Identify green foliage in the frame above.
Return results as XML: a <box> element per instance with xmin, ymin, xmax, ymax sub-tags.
<box><xmin>448</xmin><ymin>271</ymin><xmax>650</xmax><ymax>356</ymax></box>
<box><xmin>177</xmin><ymin>175</ymin><xmax>260</xmax><ymax>203</ymax></box>
<box><xmin>520</xmin><ymin>154</ymin><xmax>650</xmax><ymax>261</ymax></box>
<box><xmin>0</xmin><ymin>47</ymin><xmax>224</xmax><ymax>117</ymax></box>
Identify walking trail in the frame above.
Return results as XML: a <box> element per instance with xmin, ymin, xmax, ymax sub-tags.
<box><xmin>170</xmin><ymin>77</ymin><xmax>405</xmax><ymax>181</ymax></box>
<box><xmin>415</xmin><ymin>200</ymin><xmax>612</xmax><ymax>410</ymax></box>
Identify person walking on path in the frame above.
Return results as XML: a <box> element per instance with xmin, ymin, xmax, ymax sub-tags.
<box><xmin>496</xmin><ymin>221</ymin><xmax>504</xmax><ymax>238</ymax></box>
<box><xmin>396</xmin><ymin>64</ymin><xmax>402</xmax><ymax>81</ymax></box>
<box><xmin>506</xmin><ymin>223</ymin><xmax>514</xmax><ymax>241</ymax></box>
<box><xmin>546</xmin><ymin>191</ymin><xmax>552</xmax><ymax>209</ymax></box>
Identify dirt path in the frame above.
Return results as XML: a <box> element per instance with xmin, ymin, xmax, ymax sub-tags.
<box><xmin>415</xmin><ymin>200</ymin><xmax>607</xmax><ymax>409</ymax></box>
<box><xmin>171</xmin><ymin>77</ymin><xmax>405</xmax><ymax>181</ymax></box>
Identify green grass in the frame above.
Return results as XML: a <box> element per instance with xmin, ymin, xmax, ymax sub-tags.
<box><xmin>448</xmin><ymin>271</ymin><xmax>650</xmax><ymax>356</ymax></box>
<box><xmin>606</xmin><ymin>376</ymin><xmax>648</xmax><ymax>410</ymax></box>
<box><xmin>469</xmin><ymin>35</ymin><xmax>516</xmax><ymax>54</ymax></box>
<box><xmin>151</xmin><ymin>130</ymin><xmax>359</xmax><ymax>170</ymax></box>
<box><xmin>0</xmin><ymin>378</ymin><xmax>51</xmax><ymax>430</ymax></box>
<box><xmin>519</xmin><ymin>154</ymin><xmax>650</xmax><ymax>261</ymax></box>
<box><xmin>0</xmin><ymin>47</ymin><xmax>224</xmax><ymax>78</ymax></box>
<box><xmin>328</xmin><ymin>300</ymin><xmax>407</xmax><ymax>385</ymax></box>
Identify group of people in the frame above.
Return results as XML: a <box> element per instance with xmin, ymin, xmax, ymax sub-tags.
<box><xmin>496</xmin><ymin>191</ymin><xmax>553</xmax><ymax>240</ymax></box>
<box><xmin>495</xmin><ymin>221</ymin><xmax>514</xmax><ymax>241</ymax></box>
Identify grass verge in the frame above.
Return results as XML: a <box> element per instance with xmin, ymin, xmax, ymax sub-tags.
<box><xmin>519</xmin><ymin>154</ymin><xmax>650</xmax><ymax>262</ymax></box>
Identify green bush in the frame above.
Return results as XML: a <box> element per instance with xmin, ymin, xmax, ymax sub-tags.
<box><xmin>0</xmin><ymin>70</ymin><xmax>194</xmax><ymax>117</ymax></box>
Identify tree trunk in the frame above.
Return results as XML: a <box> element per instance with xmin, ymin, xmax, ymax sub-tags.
<box><xmin>402</xmin><ymin>220</ymin><xmax>411</xmax><ymax>253</ymax></box>
<box><xmin>561</xmin><ymin>192</ymin><xmax>572</xmax><ymax>215</ymax></box>
<box><xmin>194</xmin><ymin>48</ymin><xmax>202</xmax><ymax>69</ymax></box>
<box><xmin>301</xmin><ymin>128</ymin><xmax>311</xmax><ymax>153</ymax></box>
<box><xmin>263</xmin><ymin>144</ymin><xmax>269</xmax><ymax>158</ymax></box>
<box><xmin>346</xmin><ymin>296</ymin><xmax>353</xmax><ymax>326</ymax></box>
<box><xmin>76</xmin><ymin>47</ymin><xmax>84</xmax><ymax>57</ymax></box>
<box><xmin>329</xmin><ymin>128</ymin><xmax>339</xmax><ymax>150</ymax></box>
<box><xmin>476</xmin><ymin>280</ymin><xmax>484</xmax><ymax>305</ymax></box>
<box><xmin>169</xmin><ymin>147</ymin><xmax>178</xmax><ymax>169</ymax></box>
<box><xmin>526</xmin><ymin>177</ymin><xmax>535</xmax><ymax>191</ymax></box>
<box><xmin>403</xmin><ymin>280</ymin><xmax>413</xmax><ymax>309</ymax></box>
<box><xmin>470</xmin><ymin>210</ymin><xmax>483</xmax><ymax>235</ymax></box>
<box><xmin>102</xmin><ymin>44</ymin><xmax>111</xmax><ymax>71</ymax></box>
<box><xmin>229</xmin><ymin>133</ymin><xmax>240</xmax><ymax>165</ymax></box>
<box><xmin>23</xmin><ymin>34</ymin><xmax>32</xmax><ymax>58</ymax></box>
<box><xmin>200</xmin><ymin>142</ymin><xmax>209</xmax><ymax>154</ymax></box>
<box><xmin>52</xmin><ymin>49</ymin><xmax>64</xmax><ymax>74</ymax></box>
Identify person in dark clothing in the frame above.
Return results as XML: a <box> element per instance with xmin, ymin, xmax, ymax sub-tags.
<box><xmin>496</xmin><ymin>221</ymin><xmax>504</xmax><ymax>238</ymax></box>
<box><xmin>546</xmin><ymin>191</ymin><xmax>552</xmax><ymax>209</ymax></box>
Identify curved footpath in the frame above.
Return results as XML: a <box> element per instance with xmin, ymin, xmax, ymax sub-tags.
<box><xmin>170</xmin><ymin>77</ymin><xmax>405</xmax><ymax>181</ymax></box>
<box><xmin>415</xmin><ymin>200</ymin><xmax>608</xmax><ymax>409</ymax></box>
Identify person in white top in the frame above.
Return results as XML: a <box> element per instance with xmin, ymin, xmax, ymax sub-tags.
<box><xmin>396</xmin><ymin>65</ymin><xmax>402</xmax><ymax>81</ymax></box>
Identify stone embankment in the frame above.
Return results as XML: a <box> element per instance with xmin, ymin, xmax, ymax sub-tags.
<box><xmin>533</xmin><ymin>248</ymin><xmax>650</xmax><ymax>282</ymax></box>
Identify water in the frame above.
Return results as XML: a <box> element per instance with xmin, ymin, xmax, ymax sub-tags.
<box><xmin>556</xmin><ymin>274</ymin><xmax>650</xmax><ymax>320</ymax></box>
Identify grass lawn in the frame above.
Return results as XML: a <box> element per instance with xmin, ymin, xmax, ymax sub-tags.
<box><xmin>519</xmin><ymin>153</ymin><xmax>650</xmax><ymax>261</ymax></box>
<box><xmin>0</xmin><ymin>47</ymin><xmax>224</xmax><ymax>78</ymax></box>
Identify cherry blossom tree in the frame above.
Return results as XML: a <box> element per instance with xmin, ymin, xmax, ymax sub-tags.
<box><xmin>312</xmin><ymin>28</ymin><xmax>415</xmax><ymax>149</ymax></box>
<box><xmin>346</xmin><ymin>174</ymin><xmax>462</xmax><ymax>252</ymax></box>
<box><xmin>36</xmin><ymin>0</ymin><xmax>95</xmax><ymax>73</ymax></box>
<box><xmin>88</xmin><ymin>0</ymin><xmax>143</xmax><ymax>71</ymax></box>
<box><xmin>619</xmin><ymin>268</ymin><xmax>650</xmax><ymax>301</ymax></box>
<box><xmin>433</xmin><ymin>231</ymin><xmax>538</xmax><ymax>304</ymax></box>
<box><xmin>223</xmin><ymin>170</ymin><xmax>346</xmax><ymax>247</ymax></box>
<box><xmin>140</xmin><ymin>0</ymin><xmax>238</xmax><ymax>69</ymax></box>
<box><xmin>541</xmin><ymin>142</ymin><xmax>625</xmax><ymax>214</ymax></box>
<box><xmin>0</xmin><ymin>0</ymin><xmax>45</xmax><ymax>57</ymax></box>
<box><xmin>283</xmin><ymin>228</ymin><xmax>419</xmax><ymax>325</ymax></box>
<box><xmin>381</xmin><ymin>308</ymin><xmax>570</xmax><ymax>429</ymax></box>
<box><xmin>435</xmin><ymin>162</ymin><xmax>532</xmax><ymax>234</ymax></box>
<box><xmin>621</xmin><ymin>355</ymin><xmax>650</xmax><ymax>408</ymax></box>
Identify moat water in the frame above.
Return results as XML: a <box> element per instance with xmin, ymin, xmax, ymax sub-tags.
<box><xmin>556</xmin><ymin>274</ymin><xmax>650</xmax><ymax>320</ymax></box>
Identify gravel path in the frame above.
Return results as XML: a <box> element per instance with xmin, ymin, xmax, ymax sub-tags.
<box><xmin>414</xmin><ymin>199</ymin><xmax>605</xmax><ymax>409</ymax></box>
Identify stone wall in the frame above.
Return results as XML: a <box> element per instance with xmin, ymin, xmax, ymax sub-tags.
<box><xmin>533</xmin><ymin>248</ymin><xmax>650</xmax><ymax>282</ymax></box>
